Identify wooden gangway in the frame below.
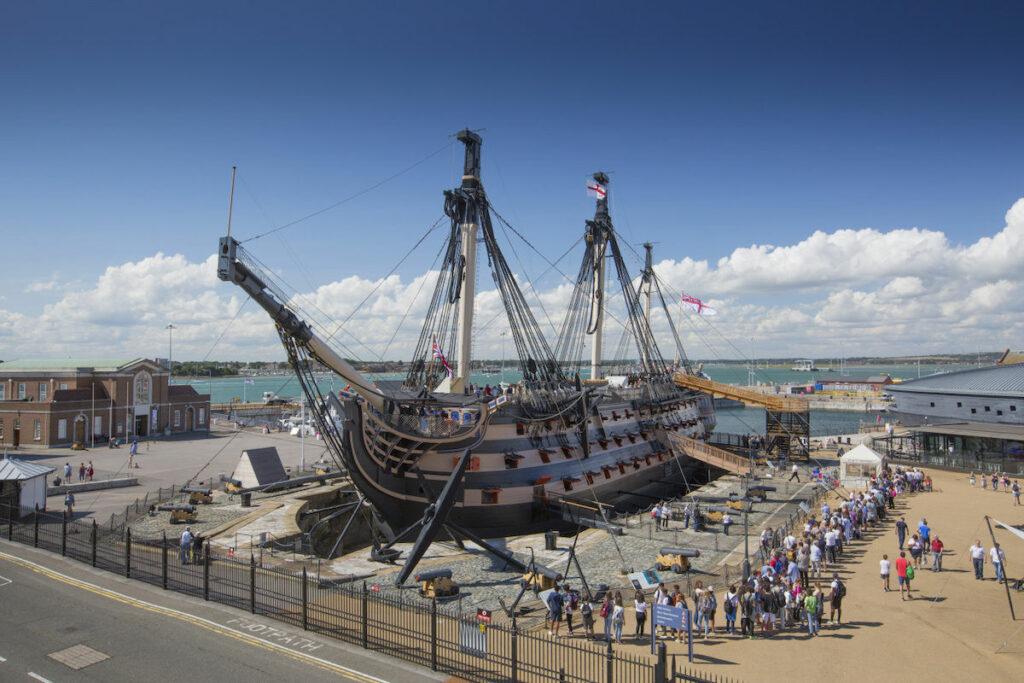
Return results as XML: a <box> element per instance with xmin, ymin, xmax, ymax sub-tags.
<box><xmin>667</xmin><ymin>432</ymin><xmax>752</xmax><ymax>476</ymax></box>
<box><xmin>674</xmin><ymin>371</ymin><xmax>811</xmax><ymax>459</ymax></box>
<box><xmin>672</xmin><ymin>372</ymin><xmax>808</xmax><ymax>411</ymax></box>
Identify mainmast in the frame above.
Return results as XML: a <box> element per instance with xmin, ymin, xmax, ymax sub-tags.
<box><xmin>453</xmin><ymin>130</ymin><xmax>482</xmax><ymax>391</ymax></box>
<box><xmin>588</xmin><ymin>172</ymin><xmax>610</xmax><ymax>381</ymax></box>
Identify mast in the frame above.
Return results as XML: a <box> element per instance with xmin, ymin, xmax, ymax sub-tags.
<box><xmin>454</xmin><ymin>130</ymin><xmax>482</xmax><ymax>389</ymax></box>
<box><xmin>641</xmin><ymin>243</ymin><xmax>654</xmax><ymax>369</ymax></box>
<box><xmin>588</xmin><ymin>172</ymin><xmax>610</xmax><ymax>381</ymax></box>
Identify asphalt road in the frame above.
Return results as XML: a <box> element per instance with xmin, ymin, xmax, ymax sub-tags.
<box><xmin>0</xmin><ymin>542</ymin><xmax>443</xmax><ymax>683</ymax></box>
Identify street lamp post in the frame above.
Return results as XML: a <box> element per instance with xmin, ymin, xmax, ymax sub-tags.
<box><xmin>166</xmin><ymin>324</ymin><xmax>176</xmax><ymax>376</ymax></box>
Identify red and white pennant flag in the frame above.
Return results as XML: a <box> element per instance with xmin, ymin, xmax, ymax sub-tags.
<box><xmin>681</xmin><ymin>292</ymin><xmax>717</xmax><ymax>316</ymax></box>
<box><xmin>587</xmin><ymin>180</ymin><xmax>606</xmax><ymax>199</ymax></box>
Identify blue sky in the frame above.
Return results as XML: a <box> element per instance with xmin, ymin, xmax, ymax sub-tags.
<box><xmin>2</xmin><ymin>1</ymin><xmax>1024</xmax><ymax>363</ymax></box>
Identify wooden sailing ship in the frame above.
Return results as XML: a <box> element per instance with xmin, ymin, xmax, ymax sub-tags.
<box><xmin>217</xmin><ymin>131</ymin><xmax>714</xmax><ymax>581</ymax></box>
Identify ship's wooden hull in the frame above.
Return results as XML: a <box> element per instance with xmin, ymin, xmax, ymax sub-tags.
<box><xmin>338</xmin><ymin>390</ymin><xmax>716</xmax><ymax>537</ymax></box>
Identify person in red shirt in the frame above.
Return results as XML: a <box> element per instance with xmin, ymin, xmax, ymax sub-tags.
<box><xmin>931</xmin><ymin>537</ymin><xmax>944</xmax><ymax>572</ymax></box>
<box><xmin>895</xmin><ymin>551</ymin><xmax>912</xmax><ymax>601</ymax></box>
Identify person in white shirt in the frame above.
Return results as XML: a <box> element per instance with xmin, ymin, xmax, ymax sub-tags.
<box><xmin>784</xmin><ymin>532</ymin><xmax>797</xmax><ymax>550</ymax></box>
<box><xmin>810</xmin><ymin>542</ymin><xmax>823</xmax><ymax>578</ymax></box>
<box><xmin>990</xmin><ymin>543</ymin><xmax>1007</xmax><ymax>583</ymax></box>
<box><xmin>722</xmin><ymin>511</ymin><xmax>732</xmax><ymax>535</ymax></box>
<box><xmin>880</xmin><ymin>554</ymin><xmax>891</xmax><ymax>592</ymax></box>
<box><xmin>789</xmin><ymin>463</ymin><xmax>800</xmax><ymax>481</ymax></box>
<box><xmin>969</xmin><ymin>540</ymin><xmax>986</xmax><ymax>580</ymax></box>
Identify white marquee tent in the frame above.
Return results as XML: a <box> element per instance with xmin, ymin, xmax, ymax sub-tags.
<box><xmin>839</xmin><ymin>444</ymin><xmax>886</xmax><ymax>489</ymax></box>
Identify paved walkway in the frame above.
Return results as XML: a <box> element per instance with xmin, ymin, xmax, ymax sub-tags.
<box><xmin>8</xmin><ymin>425</ymin><xmax>328</xmax><ymax>522</ymax></box>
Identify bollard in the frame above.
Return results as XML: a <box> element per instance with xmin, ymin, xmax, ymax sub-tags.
<box><xmin>605</xmin><ymin>640</ymin><xmax>614</xmax><ymax>683</ymax></box>
<box><xmin>655</xmin><ymin>641</ymin><xmax>667</xmax><ymax>683</ymax></box>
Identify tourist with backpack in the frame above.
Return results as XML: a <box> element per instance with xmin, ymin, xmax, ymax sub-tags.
<box><xmin>564</xmin><ymin>585</ymin><xmax>579</xmax><ymax>635</ymax></box>
<box><xmin>699</xmin><ymin>586</ymin><xmax>717</xmax><ymax>637</ymax></box>
<box><xmin>600</xmin><ymin>594</ymin><xmax>613</xmax><ymax>640</ymax></box>
<box><xmin>829</xmin><ymin>573</ymin><xmax>845</xmax><ymax>624</ymax></box>
<box><xmin>723</xmin><ymin>585</ymin><xmax>738</xmax><ymax>635</ymax></box>
<box><xmin>580</xmin><ymin>593</ymin><xmax>596</xmax><ymax>639</ymax></box>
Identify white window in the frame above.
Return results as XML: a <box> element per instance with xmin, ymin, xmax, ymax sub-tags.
<box><xmin>33</xmin><ymin>420</ymin><xmax>41</xmax><ymax>440</ymax></box>
<box><xmin>39</xmin><ymin>383</ymin><xmax>48</xmax><ymax>401</ymax></box>
<box><xmin>134</xmin><ymin>372</ymin><xmax>151</xmax><ymax>405</ymax></box>
<box><xmin>0</xmin><ymin>384</ymin><xmax>5</xmax><ymax>400</ymax></box>
<box><xmin>174</xmin><ymin>410</ymin><xmax>180</xmax><ymax>428</ymax></box>
<box><xmin>59</xmin><ymin>383</ymin><xmax>68</xmax><ymax>390</ymax></box>
<box><xmin>94</xmin><ymin>416</ymin><xmax>102</xmax><ymax>435</ymax></box>
<box><xmin>17</xmin><ymin>383</ymin><xmax>26</xmax><ymax>399</ymax></box>
<box><xmin>58</xmin><ymin>419</ymin><xmax>68</xmax><ymax>439</ymax></box>
<box><xmin>199</xmin><ymin>408</ymin><xmax>205</xmax><ymax>424</ymax></box>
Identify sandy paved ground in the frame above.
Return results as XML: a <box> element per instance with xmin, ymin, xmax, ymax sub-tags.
<box><xmin>9</xmin><ymin>424</ymin><xmax>328</xmax><ymax>522</ymax></box>
<box><xmin>600</xmin><ymin>466</ymin><xmax>1024</xmax><ymax>681</ymax></box>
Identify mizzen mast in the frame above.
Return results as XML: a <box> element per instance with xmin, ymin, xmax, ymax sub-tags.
<box><xmin>587</xmin><ymin>172</ymin><xmax>610</xmax><ymax>381</ymax></box>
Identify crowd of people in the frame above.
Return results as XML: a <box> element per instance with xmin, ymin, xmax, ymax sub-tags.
<box><xmin>969</xmin><ymin>471</ymin><xmax>1021</xmax><ymax>505</ymax></box>
<box><xmin>542</xmin><ymin>463</ymin><xmax>932</xmax><ymax>642</ymax></box>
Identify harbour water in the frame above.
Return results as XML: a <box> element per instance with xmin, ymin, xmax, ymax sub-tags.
<box><xmin>176</xmin><ymin>363</ymin><xmax>971</xmax><ymax>437</ymax></box>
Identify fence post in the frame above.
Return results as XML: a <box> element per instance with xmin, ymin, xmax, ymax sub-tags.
<box><xmin>7</xmin><ymin>497</ymin><xmax>13</xmax><ymax>540</ymax></box>
<box><xmin>34</xmin><ymin>504</ymin><xmax>39</xmax><ymax>547</ymax></box>
<box><xmin>302</xmin><ymin>567</ymin><xmax>309</xmax><ymax>631</ymax></box>
<box><xmin>203</xmin><ymin>543</ymin><xmax>210</xmax><ymax>601</ymax></box>
<box><xmin>250</xmin><ymin>554</ymin><xmax>256</xmax><ymax>614</ymax></box>
<box><xmin>605</xmin><ymin>640</ymin><xmax>614</xmax><ymax>683</ymax></box>
<box><xmin>655</xmin><ymin>641</ymin><xmax>667</xmax><ymax>683</ymax></box>
<box><xmin>61</xmin><ymin>510</ymin><xmax>68</xmax><ymax>556</ymax></box>
<box><xmin>162</xmin><ymin>531</ymin><xmax>169</xmax><ymax>589</ymax></box>
<box><xmin>430</xmin><ymin>598</ymin><xmax>438</xmax><ymax>670</ymax></box>
<box><xmin>91</xmin><ymin>520</ymin><xmax>97</xmax><ymax>567</ymax></box>
<box><xmin>361</xmin><ymin>581</ymin><xmax>369</xmax><ymax>649</ymax></box>
<box><xmin>510</xmin><ymin>621</ymin><xmax>518</xmax><ymax>683</ymax></box>
<box><xmin>125</xmin><ymin>527</ymin><xmax>132</xmax><ymax>578</ymax></box>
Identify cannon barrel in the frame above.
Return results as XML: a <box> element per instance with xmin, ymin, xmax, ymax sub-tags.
<box><xmin>183</xmin><ymin>487</ymin><xmax>212</xmax><ymax>495</ymax></box>
<box><xmin>415</xmin><ymin>569</ymin><xmax>453</xmax><ymax>582</ymax></box>
<box><xmin>157</xmin><ymin>505</ymin><xmax>197</xmax><ymax>513</ymax></box>
<box><xmin>659</xmin><ymin>547</ymin><xmax>701</xmax><ymax>558</ymax></box>
<box><xmin>529</xmin><ymin>562</ymin><xmax>563</xmax><ymax>581</ymax></box>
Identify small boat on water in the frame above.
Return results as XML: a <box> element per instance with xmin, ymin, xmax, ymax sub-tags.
<box><xmin>792</xmin><ymin>359</ymin><xmax>817</xmax><ymax>372</ymax></box>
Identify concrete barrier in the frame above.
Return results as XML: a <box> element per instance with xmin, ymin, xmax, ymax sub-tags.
<box><xmin>47</xmin><ymin>477</ymin><xmax>139</xmax><ymax>496</ymax></box>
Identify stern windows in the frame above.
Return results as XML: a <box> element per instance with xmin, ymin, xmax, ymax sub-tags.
<box><xmin>482</xmin><ymin>489</ymin><xmax>500</xmax><ymax>505</ymax></box>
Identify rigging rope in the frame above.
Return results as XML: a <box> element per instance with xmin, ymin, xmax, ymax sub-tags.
<box><xmin>241</xmin><ymin>140</ymin><xmax>455</xmax><ymax>243</ymax></box>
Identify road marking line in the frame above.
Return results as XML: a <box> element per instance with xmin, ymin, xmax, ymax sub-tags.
<box><xmin>28</xmin><ymin>673</ymin><xmax>53</xmax><ymax>683</ymax></box>
<box><xmin>0</xmin><ymin>551</ymin><xmax>385</xmax><ymax>683</ymax></box>
<box><xmin>0</xmin><ymin>575</ymin><xmax>12</xmax><ymax>587</ymax></box>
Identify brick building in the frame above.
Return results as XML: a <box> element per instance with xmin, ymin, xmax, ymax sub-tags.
<box><xmin>0</xmin><ymin>358</ymin><xmax>210</xmax><ymax>449</ymax></box>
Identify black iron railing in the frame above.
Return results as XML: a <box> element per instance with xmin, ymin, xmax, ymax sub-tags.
<box><xmin>0</xmin><ymin>497</ymin><xmax>733</xmax><ymax>683</ymax></box>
